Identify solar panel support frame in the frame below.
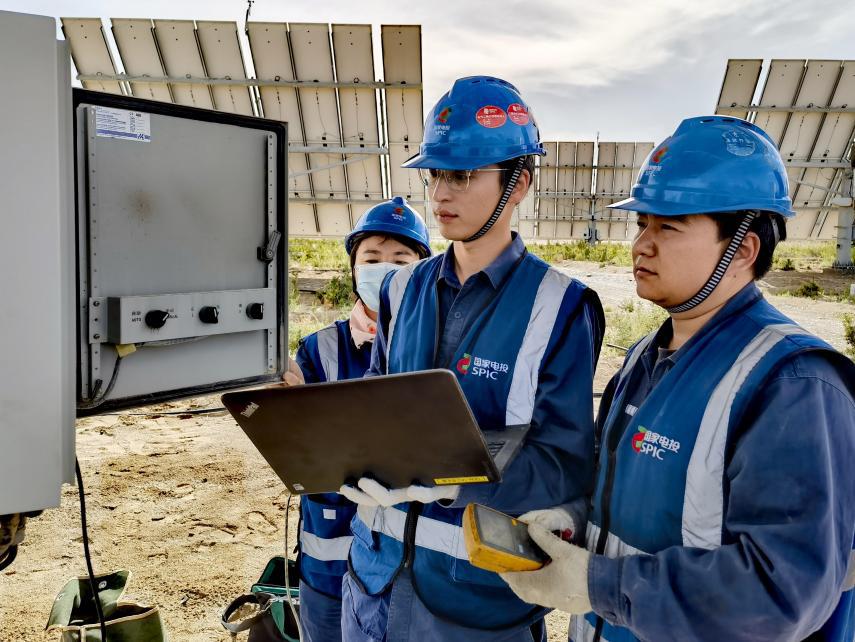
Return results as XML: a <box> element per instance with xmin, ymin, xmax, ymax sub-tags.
<box><xmin>76</xmin><ymin>72</ymin><xmax>420</xmax><ymax>90</ymax></box>
<box><xmin>718</xmin><ymin>104</ymin><xmax>855</xmax><ymax>115</ymax></box>
<box><xmin>834</xmin><ymin>167</ymin><xmax>854</xmax><ymax>267</ymax></box>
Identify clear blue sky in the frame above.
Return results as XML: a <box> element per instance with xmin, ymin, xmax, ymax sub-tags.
<box><xmin>2</xmin><ymin>0</ymin><xmax>853</xmax><ymax>144</ymax></box>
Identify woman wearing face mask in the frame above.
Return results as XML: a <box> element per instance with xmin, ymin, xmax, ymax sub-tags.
<box><xmin>292</xmin><ymin>196</ymin><xmax>431</xmax><ymax>642</ymax></box>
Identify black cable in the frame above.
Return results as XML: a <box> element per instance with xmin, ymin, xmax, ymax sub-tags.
<box><xmin>78</xmin><ymin>355</ymin><xmax>124</xmax><ymax>410</ymax></box>
<box><xmin>95</xmin><ymin>407</ymin><xmax>227</xmax><ymax>417</ymax></box>
<box><xmin>0</xmin><ymin>541</ymin><xmax>17</xmax><ymax>571</ymax></box>
<box><xmin>75</xmin><ymin>459</ymin><xmax>107</xmax><ymax>640</ymax></box>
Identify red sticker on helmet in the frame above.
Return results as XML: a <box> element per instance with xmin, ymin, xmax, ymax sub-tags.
<box><xmin>507</xmin><ymin>103</ymin><xmax>529</xmax><ymax>125</ymax></box>
<box><xmin>475</xmin><ymin>105</ymin><xmax>507</xmax><ymax>128</ymax></box>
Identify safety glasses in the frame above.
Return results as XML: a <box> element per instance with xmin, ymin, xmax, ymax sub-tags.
<box><xmin>418</xmin><ymin>168</ymin><xmax>509</xmax><ymax>195</ymax></box>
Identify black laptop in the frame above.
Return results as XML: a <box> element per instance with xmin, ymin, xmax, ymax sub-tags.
<box><xmin>222</xmin><ymin>369</ymin><xmax>529</xmax><ymax>494</ymax></box>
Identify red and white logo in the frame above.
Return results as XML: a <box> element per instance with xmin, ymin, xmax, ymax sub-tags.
<box><xmin>475</xmin><ymin>105</ymin><xmax>507</xmax><ymax>129</ymax></box>
<box><xmin>631</xmin><ymin>426</ymin><xmax>681</xmax><ymax>460</ymax></box>
<box><xmin>507</xmin><ymin>103</ymin><xmax>530</xmax><ymax>125</ymax></box>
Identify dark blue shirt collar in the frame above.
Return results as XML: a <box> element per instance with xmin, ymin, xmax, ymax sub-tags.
<box><xmin>438</xmin><ymin>232</ymin><xmax>526</xmax><ymax>289</ymax></box>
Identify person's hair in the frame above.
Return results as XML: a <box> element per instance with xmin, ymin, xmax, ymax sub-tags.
<box><xmin>498</xmin><ymin>155</ymin><xmax>536</xmax><ymax>192</ymax></box>
<box><xmin>349</xmin><ymin>232</ymin><xmax>430</xmax><ymax>263</ymax></box>
<box><xmin>712</xmin><ymin>211</ymin><xmax>786</xmax><ymax>279</ymax></box>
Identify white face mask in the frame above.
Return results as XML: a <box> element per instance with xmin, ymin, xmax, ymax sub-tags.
<box><xmin>355</xmin><ymin>263</ymin><xmax>402</xmax><ymax>312</ymax></box>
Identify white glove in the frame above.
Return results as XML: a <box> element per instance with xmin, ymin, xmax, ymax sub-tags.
<box><xmin>406</xmin><ymin>484</ymin><xmax>460</xmax><ymax>504</ymax></box>
<box><xmin>500</xmin><ymin>523</ymin><xmax>592</xmax><ymax>615</ymax></box>
<box><xmin>339</xmin><ymin>482</ymin><xmax>379</xmax><ymax>506</ymax></box>
<box><xmin>339</xmin><ymin>478</ymin><xmax>409</xmax><ymax>507</ymax></box>
<box><xmin>339</xmin><ymin>479</ymin><xmax>460</xmax><ymax>507</ymax></box>
<box><xmin>518</xmin><ymin>506</ymin><xmax>577</xmax><ymax>540</ymax></box>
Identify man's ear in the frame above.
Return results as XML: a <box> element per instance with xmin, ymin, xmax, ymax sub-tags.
<box><xmin>732</xmin><ymin>230</ymin><xmax>761</xmax><ymax>277</ymax></box>
<box><xmin>508</xmin><ymin>169</ymin><xmax>531</xmax><ymax>206</ymax></box>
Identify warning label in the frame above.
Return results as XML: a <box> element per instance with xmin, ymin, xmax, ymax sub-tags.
<box><xmin>475</xmin><ymin>106</ymin><xmax>507</xmax><ymax>129</ymax></box>
<box><xmin>507</xmin><ymin>103</ymin><xmax>530</xmax><ymax>125</ymax></box>
<box><xmin>95</xmin><ymin>106</ymin><xmax>151</xmax><ymax>142</ymax></box>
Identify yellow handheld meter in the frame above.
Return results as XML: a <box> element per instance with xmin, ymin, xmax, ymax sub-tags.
<box><xmin>462</xmin><ymin>503</ymin><xmax>548</xmax><ymax>573</ymax></box>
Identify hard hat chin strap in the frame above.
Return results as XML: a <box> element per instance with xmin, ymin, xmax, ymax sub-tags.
<box><xmin>666</xmin><ymin>211</ymin><xmax>757</xmax><ymax>314</ymax></box>
<box><xmin>464</xmin><ymin>156</ymin><xmax>526</xmax><ymax>243</ymax></box>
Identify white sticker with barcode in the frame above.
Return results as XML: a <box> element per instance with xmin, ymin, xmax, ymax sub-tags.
<box><xmin>95</xmin><ymin>106</ymin><xmax>151</xmax><ymax>142</ymax></box>
<box><xmin>323</xmin><ymin>509</ymin><xmax>336</xmax><ymax>520</ymax></box>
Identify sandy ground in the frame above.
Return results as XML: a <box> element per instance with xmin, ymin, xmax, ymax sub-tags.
<box><xmin>1</xmin><ymin>263</ymin><xmax>852</xmax><ymax>641</ymax></box>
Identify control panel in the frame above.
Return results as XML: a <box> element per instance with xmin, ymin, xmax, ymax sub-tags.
<box><xmin>96</xmin><ymin>288</ymin><xmax>276</xmax><ymax>344</ymax></box>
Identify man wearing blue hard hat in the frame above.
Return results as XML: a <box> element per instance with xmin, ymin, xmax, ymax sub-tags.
<box><xmin>333</xmin><ymin>76</ymin><xmax>605</xmax><ymax>640</ymax></box>
<box><xmin>293</xmin><ymin>197</ymin><xmax>431</xmax><ymax>642</ymax></box>
<box><xmin>501</xmin><ymin>116</ymin><xmax>855</xmax><ymax>641</ymax></box>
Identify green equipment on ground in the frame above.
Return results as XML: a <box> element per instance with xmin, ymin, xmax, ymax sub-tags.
<box><xmin>46</xmin><ymin>570</ymin><xmax>167</xmax><ymax>641</ymax></box>
<box><xmin>463</xmin><ymin>503</ymin><xmax>549</xmax><ymax>573</ymax></box>
<box><xmin>222</xmin><ymin>556</ymin><xmax>300</xmax><ymax>641</ymax></box>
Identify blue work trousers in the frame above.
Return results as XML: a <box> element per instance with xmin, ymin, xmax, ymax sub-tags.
<box><xmin>299</xmin><ymin>580</ymin><xmax>343</xmax><ymax>642</ymax></box>
<box><xmin>340</xmin><ymin>570</ymin><xmax>546</xmax><ymax>642</ymax></box>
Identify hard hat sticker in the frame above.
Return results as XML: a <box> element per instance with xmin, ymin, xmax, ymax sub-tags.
<box><xmin>723</xmin><ymin>130</ymin><xmax>756</xmax><ymax>157</ymax></box>
<box><xmin>507</xmin><ymin>103</ymin><xmax>529</xmax><ymax>125</ymax></box>
<box><xmin>475</xmin><ymin>106</ymin><xmax>507</xmax><ymax>129</ymax></box>
<box><xmin>651</xmin><ymin>146</ymin><xmax>668</xmax><ymax>163</ymax></box>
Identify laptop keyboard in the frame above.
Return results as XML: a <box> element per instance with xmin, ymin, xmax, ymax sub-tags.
<box><xmin>486</xmin><ymin>440</ymin><xmax>506</xmax><ymax>457</ymax></box>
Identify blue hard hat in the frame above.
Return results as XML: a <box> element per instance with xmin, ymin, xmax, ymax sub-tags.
<box><xmin>402</xmin><ymin>75</ymin><xmax>546</xmax><ymax>170</ymax></box>
<box><xmin>610</xmin><ymin>116</ymin><xmax>795</xmax><ymax>218</ymax></box>
<box><xmin>345</xmin><ymin>196</ymin><xmax>432</xmax><ymax>256</ymax></box>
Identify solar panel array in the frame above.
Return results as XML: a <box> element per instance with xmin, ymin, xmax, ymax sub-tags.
<box><xmin>521</xmin><ymin>141</ymin><xmax>653</xmax><ymax>241</ymax></box>
<box><xmin>60</xmin><ymin>18</ymin><xmax>426</xmax><ymax>237</ymax></box>
<box><xmin>716</xmin><ymin>59</ymin><xmax>855</xmax><ymax>243</ymax></box>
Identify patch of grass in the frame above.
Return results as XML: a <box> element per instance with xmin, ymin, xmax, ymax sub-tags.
<box><xmin>527</xmin><ymin>241</ymin><xmax>633</xmax><ymax>266</ymax></box>
<box><xmin>318</xmin><ymin>275</ymin><xmax>354</xmax><ymax>307</ymax></box>
<box><xmin>286</xmin><ymin>238</ymin><xmax>849</xmax><ymax>272</ymax></box>
<box><xmin>288</xmin><ymin>300</ymin><xmax>351</xmax><ymax>353</ymax></box>
<box><xmin>792</xmin><ymin>280</ymin><xmax>823</xmax><ymax>299</ymax></box>
<box><xmin>780</xmin><ymin>280</ymin><xmax>855</xmax><ymax>303</ymax></box>
<box><xmin>772</xmin><ymin>241</ymin><xmax>839</xmax><ymax>271</ymax></box>
<box><xmin>288</xmin><ymin>239</ymin><xmax>349</xmax><ymax>270</ymax></box>
<box><xmin>843</xmin><ymin>314</ymin><xmax>855</xmax><ymax>359</ymax></box>
<box><xmin>603</xmin><ymin>299</ymin><xmax>668</xmax><ymax>354</ymax></box>
<box><xmin>288</xmin><ymin>272</ymin><xmax>299</xmax><ymax>307</ymax></box>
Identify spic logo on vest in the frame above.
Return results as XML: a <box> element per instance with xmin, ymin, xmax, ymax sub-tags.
<box><xmin>631</xmin><ymin>426</ymin><xmax>680</xmax><ymax>460</ymax></box>
<box><xmin>457</xmin><ymin>354</ymin><xmax>471</xmax><ymax>375</ymax></box>
<box><xmin>456</xmin><ymin>353</ymin><xmax>509</xmax><ymax>380</ymax></box>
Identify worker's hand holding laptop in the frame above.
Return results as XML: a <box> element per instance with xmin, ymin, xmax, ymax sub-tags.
<box><xmin>222</xmin><ymin>370</ymin><xmax>530</xmax><ymax>495</ymax></box>
<box><xmin>339</xmin><ymin>477</ymin><xmax>460</xmax><ymax>507</ymax></box>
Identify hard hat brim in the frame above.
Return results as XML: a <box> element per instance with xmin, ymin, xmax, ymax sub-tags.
<box><xmin>609</xmin><ymin>196</ymin><xmax>796</xmax><ymax>219</ymax></box>
<box><xmin>402</xmin><ymin>146</ymin><xmax>545</xmax><ymax>171</ymax></box>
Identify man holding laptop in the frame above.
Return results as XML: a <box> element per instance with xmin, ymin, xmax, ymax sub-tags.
<box><xmin>329</xmin><ymin>76</ymin><xmax>605</xmax><ymax>640</ymax></box>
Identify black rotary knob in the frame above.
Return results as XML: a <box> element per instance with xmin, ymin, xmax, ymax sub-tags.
<box><xmin>144</xmin><ymin>309</ymin><xmax>170</xmax><ymax>329</ymax></box>
<box><xmin>199</xmin><ymin>306</ymin><xmax>219</xmax><ymax>324</ymax></box>
<box><xmin>246</xmin><ymin>302</ymin><xmax>264</xmax><ymax>320</ymax></box>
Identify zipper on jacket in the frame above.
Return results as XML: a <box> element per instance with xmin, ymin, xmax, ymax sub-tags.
<box><xmin>592</xmin><ymin>392</ymin><xmax>633</xmax><ymax>642</ymax></box>
<box><xmin>403</xmin><ymin>502</ymin><xmax>422</xmax><ymax>569</ymax></box>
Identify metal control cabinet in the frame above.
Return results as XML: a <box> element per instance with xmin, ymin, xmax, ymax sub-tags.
<box><xmin>0</xmin><ymin>10</ymin><xmax>288</xmax><ymax>514</ymax></box>
<box><xmin>74</xmin><ymin>90</ymin><xmax>288</xmax><ymax>414</ymax></box>
<box><xmin>0</xmin><ymin>11</ymin><xmax>76</xmax><ymax>514</ymax></box>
